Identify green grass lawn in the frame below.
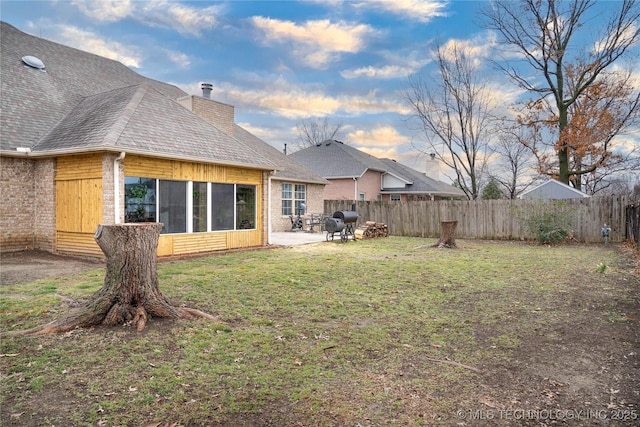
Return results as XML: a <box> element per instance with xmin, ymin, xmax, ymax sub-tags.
<box><xmin>1</xmin><ymin>238</ymin><xmax>638</xmax><ymax>426</ymax></box>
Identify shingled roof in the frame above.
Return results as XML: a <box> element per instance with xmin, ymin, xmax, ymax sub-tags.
<box><xmin>289</xmin><ymin>140</ymin><xmax>387</xmax><ymax>178</ymax></box>
<box><xmin>290</xmin><ymin>139</ymin><xmax>465</xmax><ymax>198</ymax></box>
<box><xmin>378</xmin><ymin>158</ymin><xmax>466</xmax><ymax>198</ymax></box>
<box><xmin>0</xmin><ymin>22</ymin><xmax>276</xmax><ymax>170</ymax></box>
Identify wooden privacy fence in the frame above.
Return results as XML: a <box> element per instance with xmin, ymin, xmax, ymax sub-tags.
<box><xmin>627</xmin><ymin>200</ymin><xmax>640</xmax><ymax>246</ymax></box>
<box><xmin>325</xmin><ymin>197</ymin><xmax>629</xmax><ymax>243</ymax></box>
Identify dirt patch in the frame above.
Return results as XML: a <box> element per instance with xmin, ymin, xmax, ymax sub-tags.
<box><xmin>0</xmin><ymin>250</ymin><xmax>103</xmax><ymax>286</ymax></box>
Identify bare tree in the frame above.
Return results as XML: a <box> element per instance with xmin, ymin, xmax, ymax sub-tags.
<box><xmin>296</xmin><ymin>117</ymin><xmax>346</xmax><ymax>148</ymax></box>
<box><xmin>405</xmin><ymin>41</ymin><xmax>495</xmax><ymax>199</ymax></box>
<box><xmin>491</xmin><ymin>128</ymin><xmax>542</xmax><ymax>199</ymax></box>
<box><xmin>482</xmin><ymin>0</ymin><xmax>640</xmax><ymax>190</ymax></box>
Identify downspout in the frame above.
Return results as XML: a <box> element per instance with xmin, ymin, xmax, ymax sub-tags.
<box><xmin>114</xmin><ymin>152</ymin><xmax>126</xmax><ymax>224</ymax></box>
<box><xmin>353</xmin><ymin>177</ymin><xmax>358</xmax><ymax>201</ymax></box>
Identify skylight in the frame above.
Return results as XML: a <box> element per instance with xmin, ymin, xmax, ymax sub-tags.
<box><xmin>22</xmin><ymin>55</ymin><xmax>45</xmax><ymax>70</ymax></box>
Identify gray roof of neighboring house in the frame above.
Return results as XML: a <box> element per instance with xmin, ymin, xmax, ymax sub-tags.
<box><xmin>290</xmin><ymin>139</ymin><xmax>465</xmax><ymax>198</ymax></box>
<box><xmin>378</xmin><ymin>158</ymin><xmax>466</xmax><ymax>198</ymax></box>
<box><xmin>519</xmin><ymin>179</ymin><xmax>590</xmax><ymax>199</ymax></box>
<box><xmin>0</xmin><ymin>22</ymin><xmax>276</xmax><ymax>170</ymax></box>
<box><xmin>232</xmin><ymin>125</ymin><xmax>328</xmax><ymax>185</ymax></box>
<box><xmin>289</xmin><ymin>140</ymin><xmax>387</xmax><ymax>178</ymax></box>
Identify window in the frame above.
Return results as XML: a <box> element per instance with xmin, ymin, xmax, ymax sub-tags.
<box><xmin>358</xmin><ymin>193</ymin><xmax>366</xmax><ymax>201</ymax></box>
<box><xmin>282</xmin><ymin>183</ymin><xmax>306</xmax><ymax>216</ymax></box>
<box><xmin>390</xmin><ymin>194</ymin><xmax>401</xmax><ymax>202</ymax></box>
<box><xmin>125</xmin><ymin>177</ymin><xmax>156</xmax><ymax>223</ymax></box>
<box><xmin>159</xmin><ymin>180</ymin><xmax>187</xmax><ymax>234</ymax></box>
<box><xmin>211</xmin><ymin>183</ymin><xmax>234</xmax><ymax>231</ymax></box>
<box><xmin>193</xmin><ymin>182</ymin><xmax>208</xmax><ymax>232</ymax></box>
<box><xmin>236</xmin><ymin>185</ymin><xmax>256</xmax><ymax>229</ymax></box>
<box><xmin>281</xmin><ymin>183</ymin><xmax>292</xmax><ymax>216</ymax></box>
<box><xmin>124</xmin><ymin>177</ymin><xmax>256</xmax><ymax>233</ymax></box>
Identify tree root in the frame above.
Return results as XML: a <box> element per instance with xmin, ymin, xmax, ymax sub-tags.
<box><xmin>4</xmin><ymin>297</ymin><xmax>225</xmax><ymax>336</ymax></box>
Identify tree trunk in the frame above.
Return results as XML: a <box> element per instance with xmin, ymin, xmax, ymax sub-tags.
<box><xmin>432</xmin><ymin>220</ymin><xmax>458</xmax><ymax>249</ymax></box>
<box><xmin>8</xmin><ymin>223</ymin><xmax>221</xmax><ymax>335</ymax></box>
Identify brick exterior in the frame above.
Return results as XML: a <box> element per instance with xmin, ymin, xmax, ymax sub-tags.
<box><xmin>270</xmin><ymin>180</ymin><xmax>325</xmax><ymax>232</ymax></box>
<box><xmin>0</xmin><ymin>157</ymin><xmax>55</xmax><ymax>252</ymax></box>
<box><xmin>101</xmin><ymin>152</ymin><xmax>125</xmax><ymax>225</ymax></box>
<box><xmin>177</xmin><ymin>96</ymin><xmax>235</xmax><ymax>136</ymax></box>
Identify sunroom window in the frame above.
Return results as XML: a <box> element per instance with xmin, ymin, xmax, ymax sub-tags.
<box><xmin>124</xmin><ymin>177</ymin><xmax>256</xmax><ymax>233</ymax></box>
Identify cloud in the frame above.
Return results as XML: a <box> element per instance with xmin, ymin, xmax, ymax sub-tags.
<box><xmin>251</xmin><ymin>17</ymin><xmax>377</xmax><ymax>68</ymax></box>
<box><xmin>71</xmin><ymin>0</ymin><xmax>220</xmax><ymax>36</ymax></box>
<box><xmin>186</xmin><ymin>77</ymin><xmax>410</xmax><ymax>119</ymax></box>
<box><xmin>353</xmin><ymin>0</ymin><xmax>449</xmax><ymax>23</ymax></box>
<box><xmin>348</xmin><ymin>126</ymin><xmax>411</xmax><ymax>147</ymax></box>
<box><xmin>70</xmin><ymin>0</ymin><xmax>133</xmax><ymax>22</ymax></box>
<box><xmin>165</xmin><ymin>49</ymin><xmax>191</xmax><ymax>69</ymax></box>
<box><xmin>56</xmin><ymin>25</ymin><xmax>142</xmax><ymax>68</ymax></box>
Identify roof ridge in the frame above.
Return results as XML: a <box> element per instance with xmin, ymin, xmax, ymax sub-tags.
<box><xmin>103</xmin><ymin>84</ymin><xmax>148</xmax><ymax>147</ymax></box>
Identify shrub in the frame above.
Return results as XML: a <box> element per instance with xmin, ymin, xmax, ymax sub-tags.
<box><xmin>520</xmin><ymin>202</ymin><xmax>574</xmax><ymax>244</ymax></box>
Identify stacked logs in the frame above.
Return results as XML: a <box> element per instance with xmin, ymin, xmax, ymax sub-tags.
<box><xmin>355</xmin><ymin>221</ymin><xmax>389</xmax><ymax>239</ymax></box>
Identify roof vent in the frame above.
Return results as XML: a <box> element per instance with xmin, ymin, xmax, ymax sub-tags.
<box><xmin>200</xmin><ymin>82</ymin><xmax>213</xmax><ymax>99</ymax></box>
<box><xmin>22</xmin><ymin>55</ymin><xmax>45</xmax><ymax>70</ymax></box>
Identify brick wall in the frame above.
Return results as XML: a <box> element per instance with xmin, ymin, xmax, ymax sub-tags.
<box><xmin>33</xmin><ymin>159</ymin><xmax>55</xmax><ymax>251</ymax></box>
<box><xmin>270</xmin><ymin>180</ymin><xmax>325</xmax><ymax>232</ymax></box>
<box><xmin>177</xmin><ymin>95</ymin><xmax>235</xmax><ymax>135</ymax></box>
<box><xmin>0</xmin><ymin>157</ymin><xmax>55</xmax><ymax>252</ymax></box>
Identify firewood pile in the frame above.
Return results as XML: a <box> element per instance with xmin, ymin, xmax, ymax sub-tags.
<box><xmin>354</xmin><ymin>221</ymin><xmax>389</xmax><ymax>239</ymax></box>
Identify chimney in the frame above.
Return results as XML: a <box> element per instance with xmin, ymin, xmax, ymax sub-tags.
<box><xmin>283</xmin><ymin>143</ymin><xmax>287</xmax><ymax>155</ymax></box>
<box><xmin>200</xmin><ymin>82</ymin><xmax>213</xmax><ymax>99</ymax></box>
<box><xmin>425</xmin><ymin>153</ymin><xmax>441</xmax><ymax>181</ymax></box>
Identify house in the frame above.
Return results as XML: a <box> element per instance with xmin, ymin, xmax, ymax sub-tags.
<box><xmin>519</xmin><ymin>179</ymin><xmax>590</xmax><ymax>200</ymax></box>
<box><xmin>289</xmin><ymin>140</ymin><xmax>466</xmax><ymax>201</ymax></box>
<box><xmin>174</xmin><ymin>91</ymin><xmax>328</xmax><ymax>234</ymax></box>
<box><xmin>0</xmin><ymin>21</ymin><xmax>324</xmax><ymax>258</ymax></box>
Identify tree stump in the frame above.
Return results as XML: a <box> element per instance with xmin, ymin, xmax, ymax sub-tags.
<box><xmin>432</xmin><ymin>220</ymin><xmax>458</xmax><ymax>248</ymax></box>
<box><xmin>9</xmin><ymin>223</ymin><xmax>221</xmax><ymax>335</ymax></box>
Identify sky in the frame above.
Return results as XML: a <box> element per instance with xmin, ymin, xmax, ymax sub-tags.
<box><xmin>1</xmin><ymin>0</ymin><xmax>638</xmax><ymax>179</ymax></box>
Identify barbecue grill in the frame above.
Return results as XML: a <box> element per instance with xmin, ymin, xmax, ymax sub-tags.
<box><xmin>325</xmin><ymin>210</ymin><xmax>357</xmax><ymax>242</ymax></box>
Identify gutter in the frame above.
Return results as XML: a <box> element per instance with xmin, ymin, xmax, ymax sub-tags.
<box><xmin>1</xmin><ymin>147</ymin><xmax>284</xmax><ymax>172</ymax></box>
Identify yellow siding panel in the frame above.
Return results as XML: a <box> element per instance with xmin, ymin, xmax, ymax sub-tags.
<box><xmin>56</xmin><ymin>181</ymin><xmax>81</xmax><ymax>232</ymax></box>
<box><xmin>81</xmin><ymin>179</ymin><xmax>103</xmax><ymax>232</ymax></box>
<box><xmin>125</xmin><ymin>156</ymin><xmax>174</xmax><ymax>179</ymax></box>
<box><xmin>172</xmin><ymin>233</ymin><xmax>227</xmax><ymax>255</ymax></box>
<box><xmin>56</xmin><ymin>154</ymin><xmax>103</xmax><ymax>180</ymax></box>
<box><xmin>227</xmin><ymin>167</ymin><xmax>261</xmax><ymax>184</ymax></box>
<box><xmin>227</xmin><ymin>230</ymin><xmax>262</xmax><ymax>248</ymax></box>
<box><xmin>56</xmin><ymin>231</ymin><xmax>103</xmax><ymax>258</ymax></box>
<box><xmin>158</xmin><ymin>235</ymin><xmax>174</xmax><ymax>256</ymax></box>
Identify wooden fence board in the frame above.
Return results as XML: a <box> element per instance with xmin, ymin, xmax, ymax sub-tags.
<box><xmin>325</xmin><ymin>197</ymin><xmax>629</xmax><ymax>243</ymax></box>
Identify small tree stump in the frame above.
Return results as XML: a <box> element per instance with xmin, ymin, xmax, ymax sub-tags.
<box><xmin>432</xmin><ymin>220</ymin><xmax>458</xmax><ymax>248</ymax></box>
<box><xmin>8</xmin><ymin>223</ymin><xmax>221</xmax><ymax>335</ymax></box>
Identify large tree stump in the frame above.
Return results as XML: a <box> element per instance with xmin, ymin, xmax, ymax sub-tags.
<box><xmin>8</xmin><ymin>223</ymin><xmax>220</xmax><ymax>335</ymax></box>
<box><xmin>432</xmin><ymin>220</ymin><xmax>458</xmax><ymax>249</ymax></box>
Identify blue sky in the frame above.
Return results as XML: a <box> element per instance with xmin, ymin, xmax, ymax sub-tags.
<box><xmin>2</xmin><ymin>0</ymin><xmax>637</xmax><ymax>177</ymax></box>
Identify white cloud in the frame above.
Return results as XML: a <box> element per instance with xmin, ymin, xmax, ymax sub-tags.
<box><xmin>57</xmin><ymin>25</ymin><xmax>142</xmax><ymax>68</ymax></box>
<box><xmin>251</xmin><ymin>17</ymin><xmax>377</xmax><ymax>68</ymax></box>
<box><xmin>71</xmin><ymin>0</ymin><xmax>220</xmax><ymax>36</ymax></box>
<box><xmin>138</xmin><ymin>0</ymin><xmax>220</xmax><ymax>36</ymax></box>
<box><xmin>349</xmin><ymin>126</ymin><xmax>410</xmax><ymax>147</ymax></box>
<box><xmin>165</xmin><ymin>50</ymin><xmax>191</xmax><ymax>69</ymax></box>
<box><xmin>183</xmin><ymin>76</ymin><xmax>409</xmax><ymax>119</ymax></box>
<box><xmin>70</xmin><ymin>0</ymin><xmax>133</xmax><ymax>22</ymax></box>
<box><xmin>353</xmin><ymin>0</ymin><xmax>449</xmax><ymax>23</ymax></box>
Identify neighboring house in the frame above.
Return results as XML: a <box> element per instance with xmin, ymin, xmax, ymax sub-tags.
<box><xmin>289</xmin><ymin>140</ymin><xmax>466</xmax><ymax>201</ymax></box>
<box><xmin>0</xmin><ymin>22</ymin><xmax>322</xmax><ymax>257</ymax></box>
<box><xmin>519</xmin><ymin>179</ymin><xmax>591</xmax><ymax>200</ymax></box>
